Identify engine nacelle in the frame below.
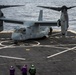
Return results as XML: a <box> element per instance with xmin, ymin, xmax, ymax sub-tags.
<box><xmin>57</xmin><ymin>19</ymin><xmax>61</xmax><ymax>27</ymax></box>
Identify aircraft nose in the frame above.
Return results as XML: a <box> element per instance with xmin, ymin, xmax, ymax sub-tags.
<box><xmin>11</xmin><ymin>33</ymin><xmax>21</xmax><ymax>40</ymax></box>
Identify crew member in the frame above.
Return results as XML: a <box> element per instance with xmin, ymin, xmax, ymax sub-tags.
<box><xmin>29</xmin><ymin>64</ymin><xmax>36</xmax><ymax>75</ymax></box>
<box><xmin>21</xmin><ymin>65</ymin><xmax>27</xmax><ymax>75</ymax></box>
<box><xmin>9</xmin><ymin>66</ymin><xmax>15</xmax><ymax>75</ymax></box>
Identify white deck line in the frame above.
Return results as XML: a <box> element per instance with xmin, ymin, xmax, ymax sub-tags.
<box><xmin>68</xmin><ymin>30</ymin><xmax>76</xmax><ymax>34</ymax></box>
<box><xmin>0</xmin><ymin>55</ymin><xmax>26</xmax><ymax>60</ymax></box>
<box><xmin>47</xmin><ymin>46</ymin><xmax>76</xmax><ymax>58</ymax></box>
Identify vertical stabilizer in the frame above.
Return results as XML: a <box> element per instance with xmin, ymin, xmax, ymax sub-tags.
<box><xmin>38</xmin><ymin>10</ymin><xmax>43</xmax><ymax>21</ymax></box>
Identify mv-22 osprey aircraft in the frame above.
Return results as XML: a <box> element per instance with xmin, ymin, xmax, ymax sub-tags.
<box><xmin>0</xmin><ymin>5</ymin><xmax>76</xmax><ymax>44</ymax></box>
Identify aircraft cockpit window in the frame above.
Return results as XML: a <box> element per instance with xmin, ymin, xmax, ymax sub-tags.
<box><xmin>19</xmin><ymin>28</ymin><xmax>26</xmax><ymax>33</ymax></box>
<box><xmin>14</xmin><ymin>29</ymin><xmax>18</xmax><ymax>33</ymax></box>
<box><xmin>14</xmin><ymin>28</ymin><xmax>26</xmax><ymax>33</ymax></box>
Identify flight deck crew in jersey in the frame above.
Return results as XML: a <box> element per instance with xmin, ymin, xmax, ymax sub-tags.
<box><xmin>29</xmin><ymin>65</ymin><xmax>36</xmax><ymax>75</ymax></box>
<box><xmin>21</xmin><ymin>65</ymin><xmax>27</xmax><ymax>75</ymax></box>
<box><xmin>9</xmin><ymin>66</ymin><xmax>15</xmax><ymax>75</ymax></box>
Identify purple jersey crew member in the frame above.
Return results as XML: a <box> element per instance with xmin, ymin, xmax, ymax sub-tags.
<box><xmin>9</xmin><ymin>66</ymin><xmax>15</xmax><ymax>75</ymax></box>
<box><xmin>21</xmin><ymin>65</ymin><xmax>27</xmax><ymax>75</ymax></box>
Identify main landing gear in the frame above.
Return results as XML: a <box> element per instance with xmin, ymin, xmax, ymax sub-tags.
<box><xmin>48</xmin><ymin>27</ymin><xmax>53</xmax><ymax>35</ymax></box>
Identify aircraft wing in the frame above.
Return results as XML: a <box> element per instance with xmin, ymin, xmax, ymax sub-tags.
<box><xmin>35</xmin><ymin>21</ymin><xmax>57</xmax><ymax>26</ymax></box>
<box><xmin>0</xmin><ymin>17</ymin><xmax>57</xmax><ymax>26</ymax></box>
<box><xmin>0</xmin><ymin>17</ymin><xmax>24</xmax><ymax>24</ymax></box>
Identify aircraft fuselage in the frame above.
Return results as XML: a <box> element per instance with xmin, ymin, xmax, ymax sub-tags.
<box><xmin>12</xmin><ymin>26</ymin><xmax>50</xmax><ymax>41</ymax></box>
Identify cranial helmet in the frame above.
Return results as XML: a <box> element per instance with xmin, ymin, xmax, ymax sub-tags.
<box><xmin>10</xmin><ymin>66</ymin><xmax>13</xmax><ymax>68</ymax></box>
<box><xmin>11</xmin><ymin>66</ymin><xmax>13</xmax><ymax>67</ymax></box>
<box><xmin>31</xmin><ymin>64</ymin><xmax>34</xmax><ymax>67</ymax></box>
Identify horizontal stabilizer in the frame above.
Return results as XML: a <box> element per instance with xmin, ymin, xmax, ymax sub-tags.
<box><xmin>0</xmin><ymin>5</ymin><xmax>24</xmax><ymax>9</ymax></box>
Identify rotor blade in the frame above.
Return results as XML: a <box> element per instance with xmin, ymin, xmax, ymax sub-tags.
<box><xmin>37</xmin><ymin>6</ymin><xmax>61</xmax><ymax>11</ymax></box>
<box><xmin>0</xmin><ymin>17</ymin><xmax>24</xmax><ymax>24</ymax></box>
<box><xmin>67</xmin><ymin>6</ymin><xmax>76</xmax><ymax>9</ymax></box>
<box><xmin>0</xmin><ymin>5</ymin><xmax>24</xmax><ymax>9</ymax></box>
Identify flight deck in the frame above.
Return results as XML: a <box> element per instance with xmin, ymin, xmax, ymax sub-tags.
<box><xmin>0</xmin><ymin>30</ymin><xmax>76</xmax><ymax>75</ymax></box>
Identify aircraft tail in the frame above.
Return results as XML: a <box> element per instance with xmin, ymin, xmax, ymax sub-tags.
<box><xmin>38</xmin><ymin>10</ymin><xmax>43</xmax><ymax>21</ymax></box>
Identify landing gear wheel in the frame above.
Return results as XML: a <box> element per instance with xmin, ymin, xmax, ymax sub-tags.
<box><xmin>43</xmin><ymin>36</ymin><xmax>47</xmax><ymax>39</ymax></box>
<box><xmin>48</xmin><ymin>27</ymin><xmax>53</xmax><ymax>35</ymax></box>
<box><xmin>14</xmin><ymin>41</ymin><xmax>18</xmax><ymax>44</ymax></box>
